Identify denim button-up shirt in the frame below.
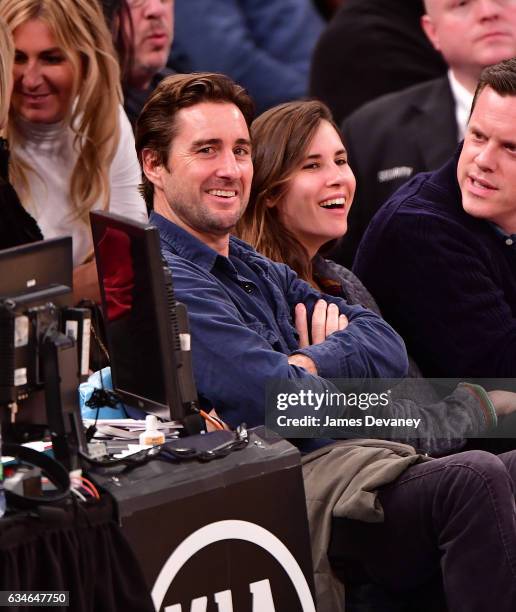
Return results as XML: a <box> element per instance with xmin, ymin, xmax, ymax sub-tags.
<box><xmin>152</xmin><ymin>212</ymin><xmax>408</xmax><ymax>430</ymax></box>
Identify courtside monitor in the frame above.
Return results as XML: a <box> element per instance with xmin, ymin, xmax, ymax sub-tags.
<box><xmin>0</xmin><ymin>237</ymin><xmax>73</xmax><ymax>407</ymax></box>
<box><xmin>0</xmin><ymin>237</ymin><xmax>88</xmax><ymax>473</ymax></box>
<box><xmin>0</xmin><ymin>236</ymin><xmax>72</xmax><ymax>305</ymax></box>
<box><xmin>90</xmin><ymin>211</ymin><xmax>198</xmax><ymax>422</ymax></box>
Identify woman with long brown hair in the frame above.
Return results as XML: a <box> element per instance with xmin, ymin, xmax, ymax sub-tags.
<box><xmin>239</xmin><ymin>99</ymin><xmax>377</xmax><ymax>310</ymax></box>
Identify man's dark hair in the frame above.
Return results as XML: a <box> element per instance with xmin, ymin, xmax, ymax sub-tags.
<box><xmin>101</xmin><ymin>0</ymin><xmax>134</xmax><ymax>88</ymax></box>
<box><xmin>471</xmin><ymin>57</ymin><xmax>516</xmax><ymax>114</ymax></box>
<box><xmin>135</xmin><ymin>72</ymin><xmax>255</xmax><ymax>208</ymax></box>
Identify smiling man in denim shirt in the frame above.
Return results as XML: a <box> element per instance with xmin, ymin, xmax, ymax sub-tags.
<box><xmin>135</xmin><ymin>72</ymin><xmax>408</xmax><ymax>434</ymax></box>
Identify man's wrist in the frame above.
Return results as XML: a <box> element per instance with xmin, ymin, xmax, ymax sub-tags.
<box><xmin>288</xmin><ymin>352</ymin><xmax>318</xmax><ymax>375</ymax></box>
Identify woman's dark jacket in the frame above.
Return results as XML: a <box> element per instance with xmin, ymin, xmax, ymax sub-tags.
<box><xmin>0</xmin><ymin>138</ymin><xmax>42</xmax><ymax>250</ymax></box>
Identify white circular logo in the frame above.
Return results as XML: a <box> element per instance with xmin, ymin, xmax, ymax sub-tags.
<box><xmin>151</xmin><ymin>519</ymin><xmax>316</xmax><ymax>611</ymax></box>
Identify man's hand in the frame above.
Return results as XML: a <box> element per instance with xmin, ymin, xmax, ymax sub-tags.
<box><xmin>295</xmin><ymin>299</ymin><xmax>348</xmax><ymax>347</ymax></box>
<box><xmin>287</xmin><ymin>300</ymin><xmax>348</xmax><ymax>375</ymax></box>
<box><xmin>287</xmin><ymin>353</ymin><xmax>318</xmax><ymax>375</ymax></box>
<box><xmin>488</xmin><ymin>390</ymin><xmax>516</xmax><ymax>416</ymax></box>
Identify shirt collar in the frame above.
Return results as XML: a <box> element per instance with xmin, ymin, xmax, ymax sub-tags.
<box><xmin>149</xmin><ymin>211</ymin><xmax>259</xmax><ymax>270</ymax></box>
<box><xmin>448</xmin><ymin>70</ymin><xmax>474</xmax><ymax>141</ymax></box>
<box><xmin>488</xmin><ymin>221</ymin><xmax>516</xmax><ymax>248</ymax></box>
<box><xmin>149</xmin><ymin>211</ymin><xmax>221</xmax><ymax>271</ymax></box>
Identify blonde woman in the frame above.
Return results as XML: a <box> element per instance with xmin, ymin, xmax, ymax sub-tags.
<box><xmin>0</xmin><ymin>15</ymin><xmax>42</xmax><ymax>250</ymax></box>
<box><xmin>0</xmin><ymin>0</ymin><xmax>147</xmax><ymax>299</ymax></box>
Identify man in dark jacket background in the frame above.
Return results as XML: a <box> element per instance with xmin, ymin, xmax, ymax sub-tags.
<box><xmin>309</xmin><ymin>0</ymin><xmax>446</xmax><ymax>124</ymax></box>
<box><xmin>354</xmin><ymin>58</ymin><xmax>516</xmax><ymax>381</ymax></box>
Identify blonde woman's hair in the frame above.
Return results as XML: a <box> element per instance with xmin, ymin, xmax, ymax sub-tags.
<box><xmin>0</xmin><ymin>0</ymin><xmax>123</xmax><ymax>222</ymax></box>
<box><xmin>0</xmin><ymin>17</ymin><xmax>14</xmax><ymax>128</ymax></box>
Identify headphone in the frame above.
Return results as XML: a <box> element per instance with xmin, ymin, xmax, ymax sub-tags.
<box><xmin>3</xmin><ymin>443</ymin><xmax>71</xmax><ymax>510</ymax></box>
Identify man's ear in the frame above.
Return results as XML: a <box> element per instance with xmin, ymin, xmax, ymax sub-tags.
<box><xmin>420</xmin><ymin>14</ymin><xmax>440</xmax><ymax>52</ymax></box>
<box><xmin>141</xmin><ymin>148</ymin><xmax>166</xmax><ymax>190</ymax></box>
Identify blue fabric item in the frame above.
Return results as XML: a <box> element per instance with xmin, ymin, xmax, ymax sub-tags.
<box><xmin>168</xmin><ymin>0</ymin><xmax>324</xmax><ymax>114</ymax></box>
<box><xmin>79</xmin><ymin>367</ymin><xmax>145</xmax><ymax>420</ymax></box>
<box><xmin>151</xmin><ymin>212</ymin><xmax>408</xmax><ymax>451</ymax></box>
<box><xmin>354</xmin><ymin>149</ymin><xmax>516</xmax><ymax>378</ymax></box>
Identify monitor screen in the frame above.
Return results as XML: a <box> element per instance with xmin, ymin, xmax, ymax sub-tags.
<box><xmin>91</xmin><ymin>211</ymin><xmax>197</xmax><ymax>421</ymax></box>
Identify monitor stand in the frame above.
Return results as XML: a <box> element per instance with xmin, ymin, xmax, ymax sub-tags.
<box><xmin>41</xmin><ymin>329</ymin><xmax>88</xmax><ymax>471</ymax></box>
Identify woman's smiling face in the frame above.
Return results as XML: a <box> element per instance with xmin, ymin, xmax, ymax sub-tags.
<box><xmin>275</xmin><ymin>119</ymin><xmax>356</xmax><ymax>258</ymax></box>
<box><xmin>11</xmin><ymin>19</ymin><xmax>75</xmax><ymax>124</ymax></box>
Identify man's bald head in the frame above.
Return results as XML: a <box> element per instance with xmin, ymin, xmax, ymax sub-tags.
<box><xmin>421</xmin><ymin>0</ymin><xmax>516</xmax><ymax>92</ymax></box>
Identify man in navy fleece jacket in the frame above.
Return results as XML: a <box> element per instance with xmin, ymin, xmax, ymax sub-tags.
<box><xmin>354</xmin><ymin>58</ymin><xmax>516</xmax><ymax>380</ymax></box>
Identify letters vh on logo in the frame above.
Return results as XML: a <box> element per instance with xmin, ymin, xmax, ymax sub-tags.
<box><xmin>151</xmin><ymin>520</ymin><xmax>316</xmax><ymax>612</ymax></box>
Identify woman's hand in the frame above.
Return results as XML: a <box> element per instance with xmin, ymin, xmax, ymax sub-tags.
<box><xmin>288</xmin><ymin>300</ymin><xmax>348</xmax><ymax>375</ymax></box>
<box><xmin>294</xmin><ymin>299</ymin><xmax>348</xmax><ymax>348</ymax></box>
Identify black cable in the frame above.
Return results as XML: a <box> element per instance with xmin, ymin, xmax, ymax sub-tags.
<box><xmin>78</xmin><ymin>445</ymin><xmax>161</xmax><ymax>468</ymax></box>
<box><xmin>84</xmin><ymin>387</ymin><xmax>125</xmax><ymax>442</ymax></box>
